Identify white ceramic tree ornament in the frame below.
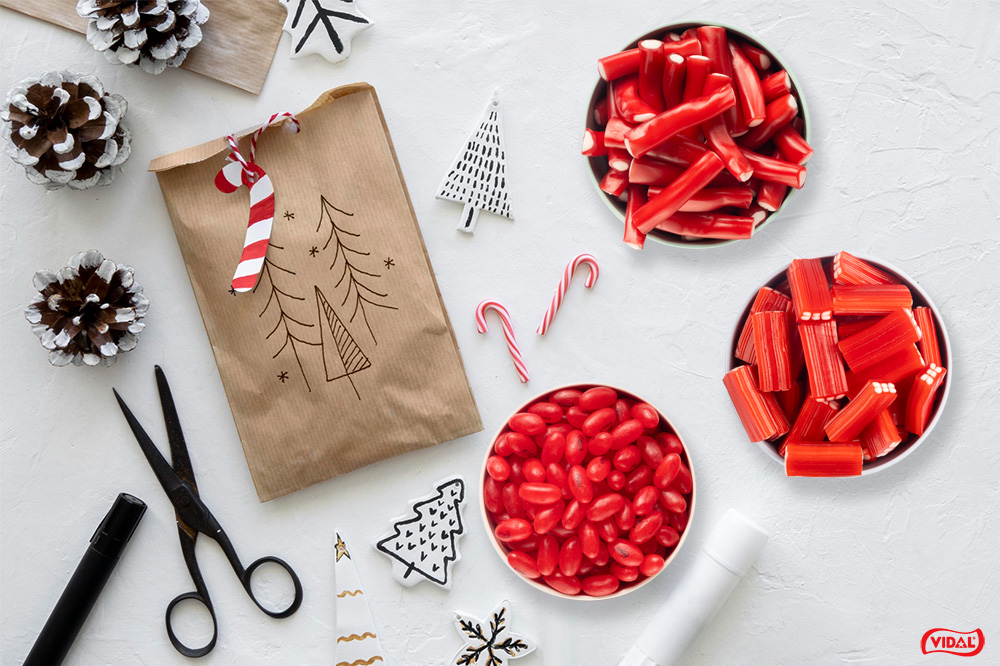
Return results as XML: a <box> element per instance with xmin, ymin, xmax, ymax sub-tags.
<box><xmin>279</xmin><ymin>0</ymin><xmax>372</xmax><ymax>64</ymax></box>
<box><xmin>453</xmin><ymin>600</ymin><xmax>536</xmax><ymax>666</ymax></box>
<box><xmin>436</xmin><ymin>90</ymin><xmax>513</xmax><ymax>233</ymax></box>
<box><xmin>374</xmin><ymin>477</ymin><xmax>466</xmax><ymax>589</ymax></box>
<box><xmin>334</xmin><ymin>533</ymin><xmax>393</xmax><ymax>666</ymax></box>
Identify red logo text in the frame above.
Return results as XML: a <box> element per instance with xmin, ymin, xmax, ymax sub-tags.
<box><xmin>921</xmin><ymin>628</ymin><xmax>984</xmax><ymax>657</ymax></box>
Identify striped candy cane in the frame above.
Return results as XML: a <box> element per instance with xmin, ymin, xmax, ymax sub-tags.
<box><xmin>537</xmin><ymin>253</ymin><xmax>600</xmax><ymax>335</ymax></box>
<box><xmin>216</xmin><ymin>112</ymin><xmax>301</xmax><ymax>293</ymax></box>
<box><xmin>476</xmin><ymin>300</ymin><xmax>529</xmax><ymax>383</ymax></box>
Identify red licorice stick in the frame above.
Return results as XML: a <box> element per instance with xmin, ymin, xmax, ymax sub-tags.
<box><xmin>662</xmin><ymin>36</ymin><xmax>702</xmax><ymax>57</ymax></box>
<box><xmin>838</xmin><ymin>308</ymin><xmax>922</xmax><ymax>373</ymax></box>
<box><xmin>581</xmin><ymin>129</ymin><xmax>608</xmax><ymax>157</ymax></box>
<box><xmin>723</xmin><ymin>365</ymin><xmax>790</xmax><ymax>442</ymax></box>
<box><xmin>655</xmin><ymin>211</ymin><xmax>756</xmax><ymax>240</ymax></box>
<box><xmin>832</xmin><ymin>251</ymin><xmax>901</xmax><ymax>286</ymax></box>
<box><xmin>603</xmin><ymin>118</ymin><xmax>632</xmax><ymax>149</ymax></box>
<box><xmin>740</xmin><ymin>149</ymin><xmax>806</xmax><ymax>188</ymax></box>
<box><xmin>788</xmin><ymin>258</ymin><xmax>834</xmax><ymax>322</ymax></box>
<box><xmin>825</xmin><ymin>381</ymin><xmax>897</xmax><ymax>442</ymax></box>
<box><xmin>629</xmin><ymin>157</ymin><xmax>684</xmax><ymax>185</ymax></box>
<box><xmin>646</xmin><ymin>133</ymin><xmax>711</xmax><ymax>166</ymax></box>
<box><xmin>832</xmin><ymin>285</ymin><xmax>913</xmax><ymax>315</ymax></box>
<box><xmin>739</xmin><ymin>42</ymin><xmax>773</xmax><ymax>71</ymax></box>
<box><xmin>599</xmin><ymin>49</ymin><xmax>641</xmax><ymax>81</ymax></box>
<box><xmin>906</xmin><ymin>364</ymin><xmax>947</xmax><ymax>436</ymax></box>
<box><xmin>786</xmin><ymin>397</ymin><xmax>840</xmax><ymax>444</ymax></box>
<box><xmin>913</xmin><ymin>307</ymin><xmax>942</xmax><ymax>367</ymax></box>
<box><xmin>760</xmin><ymin>70</ymin><xmax>791</xmax><ymax>102</ymax></box>
<box><xmin>594</xmin><ymin>97</ymin><xmax>610</xmax><ymax>126</ymax></box>
<box><xmin>845</xmin><ymin>344</ymin><xmax>925</xmax><ymax>396</ymax></box>
<box><xmin>608</xmin><ymin>148</ymin><xmax>632</xmax><ymax>172</ymax></box>
<box><xmin>677</xmin><ymin>186</ymin><xmax>754</xmax><ymax>212</ymax></box>
<box><xmin>639</xmin><ymin>40</ymin><xmax>667</xmax><ymax>113</ymax></box>
<box><xmin>623</xmin><ymin>184</ymin><xmax>648</xmax><ymax>250</ymax></box>
<box><xmin>633</xmin><ymin>151</ymin><xmax>726</xmax><ymax>234</ymax></box>
<box><xmin>772</xmin><ymin>125</ymin><xmax>814</xmax><ymax>165</ymax></box>
<box><xmin>679</xmin><ymin>55</ymin><xmax>711</xmax><ymax>140</ymax></box>
<box><xmin>739</xmin><ymin>93</ymin><xmax>799</xmax><ymax>150</ymax></box>
<box><xmin>730</xmin><ymin>42</ymin><xmax>766</xmax><ymax>127</ymax></box>
<box><xmin>785</xmin><ymin>442</ymin><xmax>863</xmax><ymax>477</ymax></box>
<box><xmin>757</xmin><ymin>177</ymin><xmax>788</xmax><ymax>212</ymax></box>
<box><xmin>599</xmin><ymin>169</ymin><xmax>629</xmax><ymax>197</ymax></box>
<box><xmin>624</xmin><ymin>86</ymin><xmax>736</xmax><ymax>158</ymax></box>
<box><xmin>798</xmin><ymin>321</ymin><xmax>849</xmax><ymax>399</ymax></box>
<box><xmin>615</xmin><ymin>76</ymin><xmax>658</xmax><ymax>123</ymax></box>
<box><xmin>752</xmin><ymin>311</ymin><xmax>793</xmax><ymax>391</ymax></box>
<box><xmin>701</xmin><ymin>73</ymin><xmax>754</xmax><ymax>181</ymax></box>
<box><xmin>696</xmin><ymin>26</ymin><xmax>737</xmax><ymax>129</ymax></box>
<box><xmin>736</xmin><ymin>286</ymin><xmax>792</xmax><ymax>363</ymax></box>
<box><xmin>861</xmin><ymin>409</ymin><xmax>901</xmax><ymax>459</ymax></box>
<box><xmin>837</xmin><ymin>318</ymin><xmax>880</xmax><ymax>340</ymax></box>
<box><xmin>661</xmin><ymin>53</ymin><xmax>686</xmax><ymax>109</ymax></box>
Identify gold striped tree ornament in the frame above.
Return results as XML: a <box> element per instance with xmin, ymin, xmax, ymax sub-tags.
<box><xmin>334</xmin><ymin>533</ymin><xmax>392</xmax><ymax>666</ymax></box>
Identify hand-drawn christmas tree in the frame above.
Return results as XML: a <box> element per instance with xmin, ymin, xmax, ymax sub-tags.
<box><xmin>316</xmin><ymin>286</ymin><xmax>370</xmax><ymax>400</ymax></box>
<box><xmin>334</xmin><ymin>533</ymin><xmax>392</xmax><ymax>666</ymax></box>
<box><xmin>375</xmin><ymin>478</ymin><xmax>466</xmax><ymax>587</ymax></box>
<box><xmin>436</xmin><ymin>91</ymin><xmax>513</xmax><ymax>234</ymax></box>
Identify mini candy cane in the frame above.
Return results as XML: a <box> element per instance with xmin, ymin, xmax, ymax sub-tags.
<box><xmin>216</xmin><ymin>112</ymin><xmax>301</xmax><ymax>293</ymax></box>
<box><xmin>537</xmin><ymin>253</ymin><xmax>600</xmax><ymax>336</ymax></box>
<box><xmin>476</xmin><ymin>300</ymin><xmax>529</xmax><ymax>383</ymax></box>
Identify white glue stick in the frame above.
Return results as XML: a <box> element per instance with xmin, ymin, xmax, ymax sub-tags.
<box><xmin>618</xmin><ymin>508</ymin><xmax>768</xmax><ymax>666</ymax></box>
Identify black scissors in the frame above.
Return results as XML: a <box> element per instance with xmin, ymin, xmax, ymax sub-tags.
<box><xmin>114</xmin><ymin>366</ymin><xmax>303</xmax><ymax>658</ymax></box>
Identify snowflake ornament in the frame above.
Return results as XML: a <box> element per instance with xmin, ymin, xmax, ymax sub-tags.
<box><xmin>452</xmin><ymin>601</ymin><xmax>535</xmax><ymax>666</ymax></box>
<box><xmin>279</xmin><ymin>0</ymin><xmax>372</xmax><ymax>64</ymax></box>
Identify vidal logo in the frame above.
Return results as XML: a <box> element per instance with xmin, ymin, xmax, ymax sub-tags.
<box><xmin>921</xmin><ymin>628</ymin><xmax>985</xmax><ymax>656</ymax></box>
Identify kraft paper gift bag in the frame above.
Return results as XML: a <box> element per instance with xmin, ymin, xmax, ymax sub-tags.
<box><xmin>150</xmin><ymin>83</ymin><xmax>482</xmax><ymax>501</ymax></box>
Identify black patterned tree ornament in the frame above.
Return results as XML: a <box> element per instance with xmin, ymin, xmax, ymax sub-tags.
<box><xmin>436</xmin><ymin>90</ymin><xmax>513</xmax><ymax>234</ymax></box>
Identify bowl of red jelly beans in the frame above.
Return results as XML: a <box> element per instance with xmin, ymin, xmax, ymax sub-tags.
<box><xmin>481</xmin><ymin>384</ymin><xmax>696</xmax><ymax>599</ymax></box>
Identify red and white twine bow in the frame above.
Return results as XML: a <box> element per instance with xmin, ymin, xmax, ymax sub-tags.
<box><xmin>215</xmin><ymin>112</ymin><xmax>301</xmax><ymax>293</ymax></box>
<box><xmin>537</xmin><ymin>253</ymin><xmax>600</xmax><ymax>335</ymax></box>
<box><xmin>476</xmin><ymin>300</ymin><xmax>529</xmax><ymax>383</ymax></box>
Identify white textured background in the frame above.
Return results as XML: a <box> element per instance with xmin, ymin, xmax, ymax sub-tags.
<box><xmin>2</xmin><ymin>1</ymin><xmax>999</xmax><ymax>664</ymax></box>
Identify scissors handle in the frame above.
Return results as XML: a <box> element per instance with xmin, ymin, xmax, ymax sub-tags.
<box><xmin>240</xmin><ymin>555</ymin><xmax>304</xmax><ymax>618</ymax></box>
<box><xmin>165</xmin><ymin>591</ymin><xmax>218</xmax><ymax>658</ymax></box>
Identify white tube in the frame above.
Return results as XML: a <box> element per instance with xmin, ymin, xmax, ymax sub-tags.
<box><xmin>618</xmin><ymin>509</ymin><xmax>768</xmax><ymax>666</ymax></box>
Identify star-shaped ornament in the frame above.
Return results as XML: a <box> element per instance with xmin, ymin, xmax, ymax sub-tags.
<box><xmin>279</xmin><ymin>0</ymin><xmax>372</xmax><ymax>64</ymax></box>
<box><xmin>452</xmin><ymin>601</ymin><xmax>535</xmax><ymax>666</ymax></box>
<box><xmin>335</xmin><ymin>533</ymin><xmax>351</xmax><ymax>562</ymax></box>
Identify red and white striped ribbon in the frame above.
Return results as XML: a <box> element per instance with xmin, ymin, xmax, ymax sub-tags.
<box><xmin>537</xmin><ymin>253</ymin><xmax>600</xmax><ymax>335</ymax></box>
<box><xmin>215</xmin><ymin>112</ymin><xmax>301</xmax><ymax>293</ymax></box>
<box><xmin>476</xmin><ymin>300</ymin><xmax>529</xmax><ymax>383</ymax></box>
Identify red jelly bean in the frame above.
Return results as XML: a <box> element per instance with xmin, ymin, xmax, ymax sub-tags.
<box><xmin>640</xmin><ymin>554</ymin><xmax>665</xmax><ymax>577</ymax></box>
<box><xmin>567</xmin><ymin>465</ymin><xmax>593</xmax><ymax>504</ymax></box>
<box><xmin>630</xmin><ymin>512</ymin><xmax>664</xmax><ymax>544</ymax></box>
<box><xmin>546</xmin><ymin>422</ymin><xmax>574</xmax><ymax>437</ymax></box>
<box><xmin>609</xmin><ymin>539</ymin><xmax>644</xmax><ymax>567</ymax></box>
<box><xmin>593</xmin><ymin>540</ymin><xmax>610</xmax><ymax>565</ymax></box>
<box><xmin>588</xmin><ymin>432</ymin><xmax>612</xmax><ymax>456</ymax></box>
<box><xmin>660</xmin><ymin>488</ymin><xmax>687</xmax><ymax>514</ymax></box>
<box><xmin>534</xmin><ymin>502</ymin><xmax>564</xmax><ymax>534</ymax></box>
<box><xmin>495</xmin><ymin>518</ymin><xmax>532</xmax><ymax>542</ymax></box>
<box><xmin>577</xmin><ymin>558</ymin><xmax>594</xmax><ymax>577</ymax></box>
<box><xmin>632</xmin><ymin>486</ymin><xmax>659</xmax><ymax>515</ymax></box>
<box><xmin>565</xmin><ymin>406</ymin><xmax>589</xmax><ymax>429</ymax></box>
<box><xmin>544</xmin><ymin>572</ymin><xmax>582</xmax><ymax>596</ymax></box>
<box><xmin>506</xmin><ymin>432</ymin><xmax>537</xmax><ymax>457</ymax></box>
<box><xmin>582</xmin><ymin>407</ymin><xmax>616</xmax><ymax>437</ymax></box>
<box><xmin>561</xmin><ymin>499</ymin><xmax>586</xmax><ymax>530</ymax></box>
<box><xmin>674</xmin><ymin>462</ymin><xmax>694</xmax><ymax>494</ymax></box>
<box><xmin>596</xmin><ymin>519</ymin><xmax>619</xmax><ymax>543</ymax></box>
<box><xmin>509</xmin><ymin>412</ymin><xmax>546</xmax><ymax>436</ymax></box>
<box><xmin>610</xmin><ymin>420</ymin><xmax>644</xmax><ymax>449</ymax></box>
<box><xmin>671</xmin><ymin>509</ymin><xmax>689</xmax><ymax>532</ymax></box>
<box><xmin>484</xmin><ymin>476</ymin><xmax>504</xmax><ymax>513</ymax></box>
<box><xmin>610</xmin><ymin>561</ymin><xmax>639</xmax><ymax>582</ymax></box>
<box><xmin>625</xmin><ymin>465</ymin><xmax>654</xmax><ymax>495</ymax></box>
<box><xmin>486</xmin><ymin>455</ymin><xmax>511</xmax><ymax>482</ymax></box>
<box><xmin>638</xmin><ymin>435</ymin><xmax>665</xmax><ymax>469</ymax></box>
<box><xmin>519</xmin><ymin>482</ymin><xmax>562</xmax><ymax>505</ymax></box>
<box><xmin>613</xmin><ymin>445</ymin><xmax>641</xmax><ymax>472</ymax></box>
<box><xmin>614</xmin><ymin>399</ymin><xmax>631</xmax><ymax>426</ymax></box>
<box><xmin>580</xmin><ymin>387</ymin><xmax>618</xmax><ymax>411</ymax></box>
<box><xmin>546</xmin><ymin>463</ymin><xmax>570</xmax><ymax>498</ymax></box>
<box><xmin>565</xmin><ymin>430</ymin><xmax>587</xmax><ymax>466</ymax></box>
<box><xmin>559</xmin><ymin>537</ymin><xmax>583</xmax><ymax>576</ymax></box>
<box><xmin>502</xmin><ymin>483</ymin><xmax>524</xmax><ymax>517</ymax></box>
<box><xmin>579</xmin><ymin>522</ymin><xmax>600</xmax><ymax>559</ymax></box>
<box><xmin>586</xmin><ymin>456</ymin><xmax>611</xmax><ymax>483</ymax></box>
<box><xmin>615</xmin><ymin>500</ymin><xmax>636</xmax><ymax>532</ymax></box>
<box><xmin>540</xmin><ymin>432</ymin><xmax>565</xmax><ymax>466</ymax></box>
<box><xmin>607</xmin><ymin>469</ymin><xmax>627</xmax><ymax>492</ymax></box>
<box><xmin>494</xmin><ymin>433</ymin><xmax>515</xmax><ymax>457</ymax></box>
<box><xmin>517</xmin><ymin>534</ymin><xmax>540</xmax><ymax>551</ymax></box>
<box><xmin>537</xmin><ymin>534</ymin><xmax>559</xmax><ymax>576</ymax></box>
<box><xmin>507</xmin><ymin>551</ymin><xmax>540</xmax><ymax>579</ymax></box>
<box><xmin>631</xmin><ymin>402</ymin><xmax>660</xmax><ymax>429</ymax></box>
<box><xmin>527</xmin><ymin>402</ymin><xmax>564</xmax><ymax>424</ymax></box>
<box><xmin>523</xmin><ymin>458</ymin><xmax>546</xmax><ymax>482</ymax></box>
<box><xmin>654</xmin><ymin>453</ymin><xmax>682</xmax><ymax>489</ymax></box>
<box><xmin>586</xmin><ymin>493</ymin><xmax>625</xmax><ymax>522</ymax></box>
<box><xmin>657</xmin><ymin>525</ymin><xmax>680</xmax><ymax>547</ymax></box>
<box><xmin>639</xmin><ymin>537</ymin><xmax>661</xmax><ymax>555</ymax></box>
<box><xmin>508</xmin><ymin>458</ymin><xmax>525</xmax><ymax>485</ymax></box>
<box><xmin>550</xmin><ymin>389</ymin><xmax>583</xmax><ymax>407</ymax></box>
<box><xmin>656</xmin><ymin>431</ymin><xmax>685</xmax><ymax>455</ymax></box>
<box><xmin>581</xmin><ymin>574</ymin><xmax>619</xmax><ymax>597</ymax></box>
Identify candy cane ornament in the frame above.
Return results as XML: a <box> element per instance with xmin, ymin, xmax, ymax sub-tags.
<box><xmin>476</xmin><ymin>300</ymin><xmax>529</xmax><ymax>383</ymax></box>
<box><xmin>215</xmin><ymin>112</ymin><xmax>301</xmax><ymax>293</ymax></box>
<box><xmin>537</xmin><ymin>253</ymin><xmax>601</xmax><ymax>336</ymax></box>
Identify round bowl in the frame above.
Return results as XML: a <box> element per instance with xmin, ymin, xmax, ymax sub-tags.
<box><xmin>480</xmin><ymin>383</ymin><xmax>696</xmax><ymax>599</ymax></box>
<box><xmin>728</xmin><ymin>255</ymin><xmax>952</xmax><ymax>474</ymax></box>
<box><xmin>586</xmin><ymin>21</ymin><xmax>811</xmax><ymax>248</ymax></box>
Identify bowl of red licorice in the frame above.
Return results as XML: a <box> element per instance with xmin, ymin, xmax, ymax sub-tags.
<box><xmin>724</xmin><ymin>252</ymin><xmax>951</xmax><ymax>477</ymax></box>
<box><xmin>481</xmin><ymin>384</ymin><xmax>696</xmax><ymax>599</ymax></box>
<box><xmin>583</xmin><ymin>22</ymin><xmax>812</xmax><ymax>248</ymax></box>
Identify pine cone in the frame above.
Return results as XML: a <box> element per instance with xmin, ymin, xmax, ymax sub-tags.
<box><xmin>25</xmin><ymin>250</ymin><xmax>149</xmax><ymax>367</ymax></box>
<box><xmin>2</xmin><ymin>71</ymin><xmax>131</xmax><ymax>191</ymax></box>
<box><xmin>77</xmin><ymin>0</ymin><xmax>210</xmax><ymax>75</ymax></box>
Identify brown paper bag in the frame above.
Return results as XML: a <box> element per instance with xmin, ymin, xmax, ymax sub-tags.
<box><xmin>0</xmin><ymin>0</ymin><xmax>285</xmax><ymax>94</ymax></box>
<box><xmin>150</xmin><ymin>83</ymin><xmax>482</xmax><ymax>501</ymax></box>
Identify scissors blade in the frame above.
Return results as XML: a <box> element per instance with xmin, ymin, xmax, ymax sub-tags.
<box><xmin>154</xmin><ymin>366</ymin><xmax>198</xmax><ymax>492</ymax></box>
<box><xmin>113</xmin><ymin>388</ymin><xmax>186</xmax><ymax>499</ymax></box>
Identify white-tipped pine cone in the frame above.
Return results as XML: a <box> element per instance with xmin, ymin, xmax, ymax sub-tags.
<box><xmin>25</xmin><ymin>250</ymin><xmax>149</xmax><ymax>367</ymax></box>
<box><xmin>2</xmin><ymin>71</ymin><xmax>131</xmax><ymax>191</ymax></box>
<box><xmin>77</xmin><ymin>0</ymin><xmax>210</xmax><ymax>75</ymax></box>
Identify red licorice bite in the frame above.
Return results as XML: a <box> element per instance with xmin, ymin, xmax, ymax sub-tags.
<box><xmin>723</xmin><ymin>365</ymin><xmax>791</xmax><ymax>442</ymax></box>
<box><xmin>832</xmin><ymin>284</ymin><xmax>912</xmax><ymax>316</ymax></box>
<box><xmin>798</xmin><ymin>321</ymin><xmax>849</xmax><ymax>400</ymax></box>
<box><xmin>906</xmin><ymin>364</ymin><xmax>947</xmax><ymax>436</ymax></box>
<box><xmin>832</xmin><ymin>251</ymin><xmax>901</xmax><ymax>286</ymax></box>
<box><xmin>581</xmin><ymin>128</ymin><xmax>608</xmax><ymax>157</ymax></box>
<box><xmin>825</xmin><ymin>381</ymin><xmax>897</xmax><ymax>442</ymax></box>
<box><xmin>860</xmin><ymin>409</ymin><xmax>902</xmax><ymax>460</ymax></box>
<box><xmin>760</xmin><ymin>70</ymin><xmax>791</xmax><ymax>102</ymax></box>
<box><xmin>788</xmin><ymin>258</ymin><xmax>834</xmax><ymax>322</ymax></box>
<box><xmin>639</xmin><ymin>40</ymin><xmax>667</xmax><ymax>113</ymax></box>
<box><xmin>913</xmin><ymin>307</ymin><xmax>942</xmax><ymax>367</ymax></box>
<box><xmin>838</xmin><ymin>308</ymin><xmax>922</xmax><ymax>373</ymax></box>
<box><xmin>752</xmin><ymin>311</ymin><xmax>794</xmax><ymax>391</ymax></box>
<box><xmin>785</xmin><ymin>442</ymin><xmax>863</xmax><ymax>477</ymax></box>
<box><xmin>736</xmin><ymin>287</ymin><xmax>792</xmax><ymax>363</ymax></box>
<box><xmin>739</xmin><ymin>93</ymin><xmax>798</xmax><ymax>150</ymax></box>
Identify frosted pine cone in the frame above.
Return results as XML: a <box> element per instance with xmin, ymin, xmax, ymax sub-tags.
<box><xmin>25</xmin><ymin>250</ymin><xmax>149</xmax><ymax>367</ymax></box>
<box><xmin>2</xmin><ymin>71</ymin><xmax>131</xmax><ymax>190</ymax></box>
<box><xmin>77</xmin><ymin>0</ymin><xmax>210</xmax><ymax>75</ymax></box>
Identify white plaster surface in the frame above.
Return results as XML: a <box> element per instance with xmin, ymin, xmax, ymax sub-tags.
<box><xmin>2</xmin><ymin>1</ymin><xmax>999</xmax><ymax>664</ymax></box>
